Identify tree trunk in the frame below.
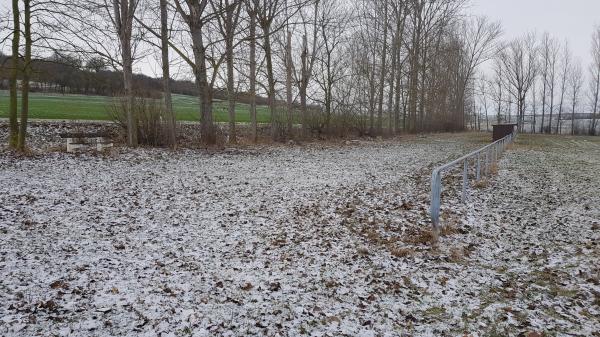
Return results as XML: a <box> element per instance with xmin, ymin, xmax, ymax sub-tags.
<box><xmin>262</xmin><ymin>25</ymin><xmax>278</xmax><ymax>141</ymax></box>
<box><xmin>160</xmin><ymin>0</ymin><xmax>176</xmax><ymax>148</ymax></box>
<box><xmin>548</xmin><ymin>82</ymin><xmax>555</xmax><ymax>134</ymax></box>
<box><xmin>300</xmin><ymin>34</ymin><xmax>309</xmax><ymax>137</ymax></box>
<box><xmin>9</xmin><ymin>0</ymin><xmax>20</xmax><ymax>149</ymax></box>
<box><xmin>248</xmin><ymin>9</ymin><xmax>257</xmax><ymax>142</ymax></box>
<box><xmin>18</xmin><ymin>0</ymin><xmax>32</xmax><ymax>151</ymax></box>
<box><xmin>226</xmin><ymin>10</ymin><xmax>237</xmax><ymax>144</ymax></box>
<box><xmin>541</xmin><ymin>75</ymin><xmax>546</xmax><ymax>133</ymax></box>
<box><xmin>376</xmin><ymin>2</ymin><xmax>388</xmax><ymax>136</ymax></box>
<box><xmin>118</xmin><ymin>0</ymin><xmax>138</xmax><ymax>147</ymax></box>
<box><xmin>591</xmin><ymin>70</ymin><xmax>599</xmax><ymax>135</ymax></box>
<box><xmin>285</xmin><ymin>30</ymin><xmax>293</xmax><ymax>138</ymax></box>
<box><xmin>387</xmin><ymin>30</ymin><xmax>397</xmax><ymax>134</ymax></box>
<box><xmin>368</xmin><ymin>55</ymin><xmax>376</xmax><ymax>135</ymax></box>
<box><xmin>571</xmin><ymin>93</ymin><xmax>576</xmax><ymax>135</ymax></box>
<box><xmin>557</xmin><ymin>86</ymin><xmax>565</xmax><ymax>134</ymax></box>
<box><xmin>187</xmin><ymin>17</ymin><xmax>215</xmax><ymax>145</ymax></box>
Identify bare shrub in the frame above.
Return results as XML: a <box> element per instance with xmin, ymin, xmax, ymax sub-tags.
<box><xmin>108</xmin><ymin>94</ymin><xmax>168</xmax><ymax>146</ymax></box>
<box><xmin>390</xmin><ymin>247</ymin><xmax>414</xmax><ymax>258</ymax></box>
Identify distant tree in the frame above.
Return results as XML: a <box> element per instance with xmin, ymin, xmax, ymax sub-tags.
<box><xmin>457</xmin><ymin>16</ymin><xmax>502</xmax><ymax>128</ymax></box>
<box><xmin>86</xmin><ymin>57</ymin><xmax>107</xmax><ymax>72</ymax></box>
<box><xmin>556</xmin><ymin>41</ymin><xmax>571</xmax><ymax>134</ymax></box>
<box><xmin>539</xmin><ymin>33</ymin><xmax>560</xmax><ymax>133</ymax></box>
<box><xmin>589</xmin><ymin>26</ymin><xmax>600</xmax><ymax>135</ymax></box>
<box><xmin>314</xmin><ymin>0</ymin><xmax>349</xmax><ymax>134</ymax></box>
<box><xmin>568</xmin><ymin>59</ymin><xmax>583</xmax><ymax>135</ymax></box>
<box><xmin>498</xmin><ymin>33</ymin><xmax>538</xmax><ymax>133</ymax></box>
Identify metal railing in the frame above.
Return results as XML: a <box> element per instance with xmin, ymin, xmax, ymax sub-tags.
<box><xmin>430</xmin><ymin>131</ymin><xmax>516</xmax><ymax>233</ymax></box>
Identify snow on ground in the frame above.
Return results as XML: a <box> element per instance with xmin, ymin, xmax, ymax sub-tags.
<box><xmin>0</xmin><ymin>128</ymin><xmax>598</xmax><ymax>336</ymax></box>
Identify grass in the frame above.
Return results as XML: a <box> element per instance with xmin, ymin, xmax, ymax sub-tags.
<box><xmin>0</xmin><ymin>90</ymin><xmax>272</xmax><ymax>123</ymax></box>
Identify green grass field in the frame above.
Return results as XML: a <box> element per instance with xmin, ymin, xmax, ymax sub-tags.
<box><xmin>0</xmin><ymin>90</ymin><xmax>271</xmax><ymax>123</ymax></box>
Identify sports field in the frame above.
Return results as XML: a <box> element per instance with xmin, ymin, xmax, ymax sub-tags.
<box><xmin>0</xmin><ymin>90</ymin><xmax>271</xmax><ymax>122</ymax></box>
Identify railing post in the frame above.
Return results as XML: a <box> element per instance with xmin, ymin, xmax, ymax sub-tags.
<box><xmin>462</xmin><ymin>159</ymin><xmax>468</xmax><ymax>203</ymax></box>
<box><xmin>494</xmin><ymin>144</ymin><xmax>498</xmax><ymax>162</ymax></box>
<box><xmin>476</xmin><ymin>153</ymin><xmax>481</xmax><ymax>181</ymax></box>
<box><xmin>485</xmin><ymin>149</ymin><xmax>489</xmax><ymax>176</ymax></box>
<box><xmin>430</xmin><ymin>170</ymin><xmax>442</xmax><ymax>231</ymax></box>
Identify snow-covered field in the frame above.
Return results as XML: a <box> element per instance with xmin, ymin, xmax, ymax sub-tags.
<box><xmin>1</xmin><ymin>130</ymin><xmax>599</xmax><ymax>336</ymax></box>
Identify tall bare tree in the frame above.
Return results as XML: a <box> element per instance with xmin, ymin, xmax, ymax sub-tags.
<box><xmin>589</xmin><ymin>26</ymin><xmax>600</xmax><ymax>135</ymax></box>
<box><xmin>45</xmin><ymin>0</ymin><xmax>142</xmax><ymax>146</ymax></box>
<box><xmin>498</xmin><ymin>33</ymin><xmax>538</xmax><ymax>132</ymax></box>
<box><xmin>174</xmin><ymin>0</ymin><xmax>217</xmax><ymax>145</ymax></box>
<box><xmin>569</xmin><ymin>59</ymin><xmax>583</xmax><ymax>135</ymax></box>
<box><xmin>375</xmin><ymin>0</ymin><xmax>388</xmax><ymax>136</ymax></box>
<box><xmin>556</xmin><ymin>41</ymin><xmax>571</xmax><ymax>134</ymax></box>
<box><xmin>212</xmin><ymin>0</ymin><xmax>243</xmax><ymax>143</ymax></box>
<box><xmin>8</xmin><ymin>0</ymin><xmax>20</xmax><ymax>148</ymax></box>
<box><xmin>17</xmin><ymin>0</ymin><xmax>32</xmax><ymax>150</ymax></box>
<box><xmin>160</xmin><ymin>0</ymin><xmax>176</xmax><ymax>148</ymax></box>
<box><xmin>245</xmin><ymin>1</ymin><xmax>259</xmax><ymax>142</ymax></box>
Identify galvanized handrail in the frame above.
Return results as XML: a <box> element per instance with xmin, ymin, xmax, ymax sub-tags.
<box><xmin>430</xmin><ymin>131</ymin><xmax>516</xmax><ymax>233</ymax></box>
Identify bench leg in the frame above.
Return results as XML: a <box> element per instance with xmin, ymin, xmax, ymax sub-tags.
<box><xmin>96</xmin><ymin>137</ymin><xmax>113</xmax><ymax>151</ymax></box>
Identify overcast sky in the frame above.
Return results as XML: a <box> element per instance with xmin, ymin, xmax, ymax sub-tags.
<box><xmin>469</xmin><ymin>0</ymin><xmax>600</xmax><ymax>68</ymax></box>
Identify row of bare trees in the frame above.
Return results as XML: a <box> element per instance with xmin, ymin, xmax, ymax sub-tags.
<box><xmin>478</xmin><ymin>28</ymin><xmax>600</xmax><ymax>136</ymax></box>
<box><xmin>2</xmin><ymin>0</ymin><xmax>512</xmax><ymax>150</ymax></box>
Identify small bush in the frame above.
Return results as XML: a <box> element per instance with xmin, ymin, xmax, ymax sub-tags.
<box><xmin>108</xmin><ymin>95</ymin><xmax>170</xmax><ymax>146</ymax></box>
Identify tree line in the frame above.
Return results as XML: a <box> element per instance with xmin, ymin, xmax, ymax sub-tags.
<box><xmin>475</xmin><ymin>29</ymin><xmax>600</xmax><ymax>136</ymax></box>
<box><xmin>0</xmin><ymin>52</ymin><xmax>271</xmax><ymax>104</ymax></box>
<box><xmin>2</xmin><ymin>0</ymin><xmax>596</xmax><ymax>151</ymax></box>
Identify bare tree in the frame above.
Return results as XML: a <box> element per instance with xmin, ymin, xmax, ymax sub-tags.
<box><xmin>8</xmin><ymin>0</ymin><xmax>20</xmax><ymax>148</ymax></box>
<box><xmin>45</xmin><ymin>0</ymin><xmax>142</xmax><ymax>146</ymax></box>
<box><xmin>375</xmin><ymin>0</ymin><xmax>389</xmax><ymax>136</ymax></box>
<box><xmin>212</xmin><ymin>0</ymin><xmax>243</xmax><ymax>143</ymax></box>
<box><xmin>457</xmin><ymin>15</ymin><xmax>502</xmax><ymax>126</ymax></box>
<box><xmin>115</xmin><ymin>0</ymin><xmax>141</xmax><ymax>146</ymax></box>
<box><xmin>293</xmin><ymin>0</ymin><xmax>320</xmax><ymax>137</ymax></box>
<box><xmin>17</xmin><ymin>0</ymin><xmax>32</xmax><ymax>150</ymax></box>
<box><xmin>160</xmin><ymin>0</ymin><xmax>176</xmax><ymax>148</ymax></box>
<box><xmin>498</xmin><ymin>33</ymin><xmax>538</xmax><ymax>132</ymax></box>
<box><xmin>556</xmin><ymin>41</ymin><xmax>571</xmax><ymax>134</ymax></box>
<box><xmin>245</xmin><ymin>1</ymin><xmax>259</xmax><ymax>142</ymax></box>
<box><xmin>536</xmin><ymin>33</ymin><xmax>559</xmax><ymax>134</ymax></box>
<box><xmin>569</xmin><ymin>59</ymin><xmax>583</xmax><ymax>135</ymax></box>
<box><xmin>491</xmin><ymin>57</ymin><xmax>504</xmax><ymax>124</ymax></box>
<box><xmin>390</xmin><ymin>0</ymin><xmax>407</xmax><ymax>134</ymax></box>
<box><xmin>478</xmin><ymin>76</ymin><xmax>490</xmax><ymax>131</ymax></box>
<box><xmin>174</xmin><ymin>0</ymin><xmax>217</xmax><ymax>145</ymax></box>
<box><xmin>251</xmin><ymin>0</ymin><xmax>285</xmax><ymax>140</ymax></box>
<box><xmin>589</xmin><ymin>26</ymin><xmax>600</xmax><ymax>135</ymax></box>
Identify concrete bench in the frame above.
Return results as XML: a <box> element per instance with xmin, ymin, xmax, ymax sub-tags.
<box><xmin>59</xmin><ymin>132</ymin><xmax>113</xmax><ymax>153</ymax></box>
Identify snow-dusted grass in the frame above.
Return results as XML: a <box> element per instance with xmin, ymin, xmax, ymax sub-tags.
<box><xmin>1</xmin><ymin>131</ymin><xmax>598</xmax><ymax>336</ymax></box>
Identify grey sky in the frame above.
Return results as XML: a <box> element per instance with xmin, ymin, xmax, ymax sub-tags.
<box><xmin>469</xmin><ymin>0</ymin><xmax>600</xmax><ymax>68</ymax></box>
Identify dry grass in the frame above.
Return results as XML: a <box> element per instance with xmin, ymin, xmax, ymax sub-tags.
<box><xmin>449</xmin><ymin>247</ymin><xmax>464</xmax><ymax>263</ymax></box>
<box><xmin>473</xmin><ymin>179</ymin><xmax>489</xmax><ymax>189</ymax></box>
<box><xmin>389</xmin><ymin>247</ymin><xmax>414</xmax><ymax>258</ymax></box>
<box><xmin>356</xmin><ymin>246</ymin><xmax>370</xmax><ymax>256</ymax></box>
<box><xmin>440</xmin><ymin>224</ymin><xmax>459</xmax><ymax>236</ymax></box>
<box><xmin>405</xmin><ymin>229</ymin><xmax>435</xmax><ymax>245</ymax></box>
<box><xmin>489</xmin><ymin>163</ymin><xmax>499</xmax><ymax>175</ymax></box>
